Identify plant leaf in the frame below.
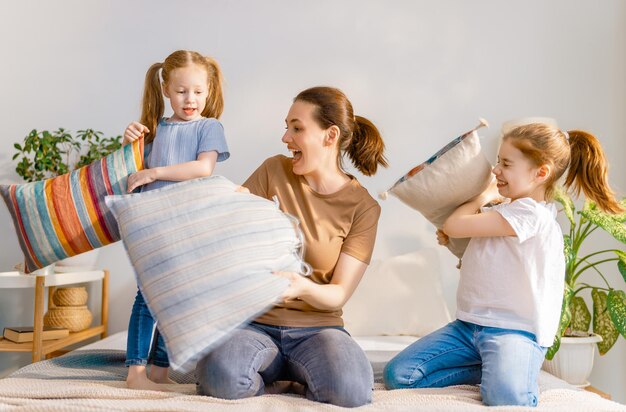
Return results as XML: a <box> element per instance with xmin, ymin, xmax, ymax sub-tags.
<box><xmin>554</xmin><ymin>187</ymin><xmax>575</xmax><ymax>226</ymax></box>
<box><xmin>608</xmin><ymin>289</ymin><xmax>626</xmax><ymax>340</ymax></box>
<box><xmin>592</xmin><ymin>289</ymin><xmax>619</xmax><ymax>355</ymax></box>
<box><xmin>580</xmin><ymin>208</ymin><xmax>626</xmax><ymax>244</ymax></box>
<box><xmin>617</xmin><ymin>251</ymin><xmax>626</xmax><ymax>283</ymax></box>
<box><xmin>569</xmin><ymin>296</ymin><xmax>591</xmax><ymax>331</ymax></box>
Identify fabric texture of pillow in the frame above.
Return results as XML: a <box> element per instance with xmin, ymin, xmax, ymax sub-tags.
<box><xmin>380</xmin><ymin>125</ymin><xmax>492</xmax><ymax>258</ymax></box>
<box><xmin>343</xmin><ymin>248</ymin><xmax>451</xmax><ymax>337</ymax></box>
<box><xmin>1</xmin><ymin>139</ymin><xmax>144</xmax><ymax>271</ymax></box>
<box><xmin>105</xmin><ymin>175</ymin><xmax>310</xmax><ymax>372</ymax></box>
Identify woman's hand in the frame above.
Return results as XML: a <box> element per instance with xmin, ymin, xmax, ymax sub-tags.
<box><xmin>123</xmin><ymin>121</ymin><xmax>150</xmax><ymax>145</ymax></box>
<box><xmin>127</xmin><ymin>169</ymin><xmax>158</xmax><ymax>193</ymax></box>
<box><xmin>436</xmin><ymin>229</ymin><xmax>449</xmax><ymax>246</ymax></box>
<box><xmin>275</xmin><ymin>271</ymin><xmax>310</xmax><ymax>302</ymax></box>
<box><xmin>235</xmin><ymin>186</ymin><xmax>250</xmax><ymax>193</ymax></box>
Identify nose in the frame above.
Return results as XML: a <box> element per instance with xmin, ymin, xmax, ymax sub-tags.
<box><xmin>492</xmin><ymin>165</ymin><xmax>500</xmax><ymax>176</ymax></box>
<box><xmin>281</xmin><ymin>131</ymin><xmax>291</xmax><ymax>144</ymax></box>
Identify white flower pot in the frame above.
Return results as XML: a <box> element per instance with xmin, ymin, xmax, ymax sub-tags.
<box><xmin>542</xmin><ymin>334</ymin><xmax>602</xmax><ymax>387</ymax></box>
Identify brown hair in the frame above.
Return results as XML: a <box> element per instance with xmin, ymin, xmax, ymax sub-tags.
<box><xmin>504</xmin><ymin>123</ymin><xmax>623</xmax><ymax>214</ymax></box>
<box><xmin>139</xmin><ymin>50</ymin><xmax>224</xmax><ymax>143</ymax></box>
<box><xmin>294</xmin><ymin>86</ymin><xmax>388</xmax><ymax>176</ymax></box>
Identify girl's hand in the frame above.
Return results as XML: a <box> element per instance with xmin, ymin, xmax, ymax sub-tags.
<box><xmin>235</xmin><ymin>186</ymin><xmax>250</xmax><ymax>193</ymax></box>
<box><xmin>127</xmin><ymin>169</ymin><xmax>158</xmax><ymax>192</ymax></box>
<box><xmin>123</xmin><ymin>122</ymin><xmax>150</xmax><ymax>145</ymax></box>
<box><xmin>274</xmin><ymin>271</ymin><xmax>310</xmax><ymax>302</ymax></box>
<box><xmin>436</xmin><ymin>229</ymin><xmax>449</xmax><ymax>246</ymax></box>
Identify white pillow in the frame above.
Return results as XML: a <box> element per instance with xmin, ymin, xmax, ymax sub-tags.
<box><xmin>343</xmin><ymin>248</ymin><xmax>451</xmax><ymax>337</ymax></box>
<box><xmin>381</xmin><ymin>128</ymin><xmax>492</xmax><ymax>258</ymax></box>
<box><xmin>105</xmin><ymin>175</ymin><xmax>309</xmax><ymax>372</ymax></box>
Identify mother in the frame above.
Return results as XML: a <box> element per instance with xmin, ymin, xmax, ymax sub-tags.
<box><xmin>195</xmin><ymin>86</ymin><xmax>387</xmax><ymax>407</ymax></box>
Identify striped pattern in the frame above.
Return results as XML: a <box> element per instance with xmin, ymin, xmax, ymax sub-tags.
<box><xmin>105</xmin><ymin>175</ymin><xmax>309</xmax><ymax>372</ymax></box>
<box><xmin>1</xmin><ymin>139</ymin><xmax>144</xmax><ymax>271</ymax></box>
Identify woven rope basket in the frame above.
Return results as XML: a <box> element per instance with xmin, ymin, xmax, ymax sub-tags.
<box><xmin>44</xmin><ymin>306</ymin><xmax>93</xmax><ymax>332</ymax></box>
<box><xmin>52</xmin><ymin>287</ymin><xmax>88</xmax><ymax>306</ymax></box>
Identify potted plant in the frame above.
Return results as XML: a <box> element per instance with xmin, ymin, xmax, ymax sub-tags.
<box><xmin>13</xmin><ymin>128</ymin><xmax>122</xmax><ymax>182</ymax></box>
<box><xmin>12</xmin><ymin>128</ymin><xmax>122</xmax><ymax>269</ymax></box>
<box><xmin>543</xmin><ymin>187</ymin><xmax>626</xmax><ymax>386</ymax></box>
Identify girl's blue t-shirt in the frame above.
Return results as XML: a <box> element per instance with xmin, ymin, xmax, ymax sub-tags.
<box><xmin>142</xmin><ymin>117</ymin><xmax>229</xmax><ymax>192</ymax></box>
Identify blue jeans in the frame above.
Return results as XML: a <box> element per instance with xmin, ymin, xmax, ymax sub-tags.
<box><xmin>196</xmin><ymin>322</ymin><xmax>373</xmax><ymax>408</ymax></box>
<box><xmin>383</xmin><ymin>320</ymin><xmax>546</xmax><ymax>407</ymax></box>
<box><xmin>125</xmin><ymin>289</ymin><xmax>169</xmax><ymax>367</ymax></box>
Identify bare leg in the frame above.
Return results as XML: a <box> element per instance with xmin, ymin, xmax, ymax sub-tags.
<box><xmin>126</xmin><ymin>365</ymin><xmax>170</xmax><ymax>391</ymax></box>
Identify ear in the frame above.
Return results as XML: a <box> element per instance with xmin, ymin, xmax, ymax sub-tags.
<box><xmin>535</xmin><ymin>164</ymin><xmax>551</xmax><ymax>182</ymax></box>
<box><xmin>162</xmin><ymin>82</ymin><xmax>170</xmax><ymax>98</ymax></box>
<box><xmin>324</xmin><ymin>125</ymin><xmax>341</xmax><ymax>147</ymax></box>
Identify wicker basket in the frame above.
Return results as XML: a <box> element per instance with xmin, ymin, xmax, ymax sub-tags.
<box><xmin>53</xmin><ymin>287</ymin><xmax>88</xmax><ymax>306</ymax></box>
<box><xmin>44</xmin><ymin>305</ymin><xmax>93</xmax><ymax>332</ymax></box>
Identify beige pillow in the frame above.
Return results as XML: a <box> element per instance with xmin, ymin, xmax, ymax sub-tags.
<box><xmin>343</xmin><ymin>248</ymin><xmax>451</xmax><ymax>337</ymax></box>
<box><xmin>381</xmin><ymin>127</ymin><xmax>492</xmax><ymax>258</ymax></box>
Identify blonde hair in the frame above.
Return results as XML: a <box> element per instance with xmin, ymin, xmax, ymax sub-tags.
<box><xmin>504</xmin><ymin>123</ymin><xmax>623</xmax><ymax>214</ymax></box>
<box><xmin>139</xmin><ymin>50</ymin><xmax>224</xmax><ymax>143</ymax></box>
<box><xmin>294</xmin><ymin>86</ymin><xmax>388</xmax><ymax>176</ymax></box>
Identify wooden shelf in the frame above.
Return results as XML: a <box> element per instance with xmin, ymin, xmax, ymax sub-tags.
<box><xmin>0</xmin><ymin>269</ymin><xmax>108</xmax><ymax>362</ymax></box>
<box><xmin>584</xmin><ymin>385</ymin><xmax>611</xmax><ymax>400</ymax></box>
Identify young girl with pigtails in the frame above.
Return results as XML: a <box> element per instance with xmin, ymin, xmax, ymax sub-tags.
<box><xmin>122</xmin><ymin>49</ymin><xmax>230</xmax><ymax>390</ymax></box>
<box><xmin>385</xmin><ymin>123</ymin><xmax>623</xmax><ymax>407</ymax></box>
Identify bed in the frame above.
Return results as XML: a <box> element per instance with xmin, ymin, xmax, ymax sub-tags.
<box><xmin>1</xmin><ymin>249</ymin><xmax>624</xmax><ymax>411</ymax></box>
<box><xmin>0</xmin><ymin>331</ymin><xmax>623</xmax><ymax>411</ymax></box>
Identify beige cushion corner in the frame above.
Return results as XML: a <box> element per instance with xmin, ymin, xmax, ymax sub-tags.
<box><xmin>343</xmin><ymin>248</ymin><xmax>451</xmax><ymax>337</ymax></box>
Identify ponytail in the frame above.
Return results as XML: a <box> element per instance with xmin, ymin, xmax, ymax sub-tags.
<box><xmin>564</xmin><ymin>130</ymin><xmax>623</xmax><ymax>214</ymax></box>
<box><xmin>199</xmin><ymin>55</ymin><xmax>224</xmax><ymax>119</ymax></box>
<box><xmin>348</xmin><ymin>115</ymin><xmax>388</xmax><ymax>176</ymax></box>
<box><xmin>139</xmin><ymin>62</ymin><xmax>164</xmax><ymax>144</ymax></box>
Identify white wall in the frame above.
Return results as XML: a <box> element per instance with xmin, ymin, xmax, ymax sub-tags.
<box><xmin>1</xmin><ymin>0</ymin><xmax>624</xmax><ymax>402</ymax></box>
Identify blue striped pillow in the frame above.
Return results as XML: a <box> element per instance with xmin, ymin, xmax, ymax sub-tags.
<box><xmin>105</xmin><ymin>175</ymin><xmax>309</xmax><ymax>372</ymax></box>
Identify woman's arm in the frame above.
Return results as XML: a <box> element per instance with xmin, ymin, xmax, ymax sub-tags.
<box><xmin>126</xmin><ymin>151</ymin><xmax>218</xmax><ymax>193</ymax></box>
<box><xmin>276</xmin><ymin>253</ymin><xmax>368</xmax><ymax>311</ymax></box>
<box><xmin>442</xmin><ymin>179</ymin><xmax>515</xmax><ymax>239</ymax></box>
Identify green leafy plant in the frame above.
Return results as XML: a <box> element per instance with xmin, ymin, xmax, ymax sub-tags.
<box><xmin>546</xmin><ymin>188</ymin><xmax>626</xmax><ymax>359</ymax></box>
<box><xmin>12</xmin><ymin>128</ymin><xmax>122</xmax><ymax>182</ymax></box>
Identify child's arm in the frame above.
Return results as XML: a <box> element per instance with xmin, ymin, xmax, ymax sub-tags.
<box><xmin>442</xmin><ymin>179</ymin><xmax>515</xmax><ymax>239</ymax></box>
<box><xmin>127</xmin><ymin>151</ymin><xmax>218</xmax><ymax>193</ymax></box>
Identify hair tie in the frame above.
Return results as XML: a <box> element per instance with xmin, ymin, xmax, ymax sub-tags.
<box><xmin>563</xmin><ymin>131</ymin><xmax>570</xmax><ymax>141</ymax></box>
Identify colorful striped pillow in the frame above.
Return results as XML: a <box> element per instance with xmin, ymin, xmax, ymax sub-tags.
<box><xmin>1</xmin><ymin>139</ymin><xmax>144</xmax><ymax>272</ymax></box>
<box><xmin>105</xmin><ymin>175</ymin><xmax>309</xmax><ymax>372</ymax></box>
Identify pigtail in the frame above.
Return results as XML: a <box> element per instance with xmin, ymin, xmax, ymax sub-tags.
<box><xmin>139</xmin><ymin>62</ymin><xmax>164</xmax><ymax>144</ymax></box>
<box><xmin>200</xmin><ymin>56</ymin><xmax>224</xmax><ymax>119</ymax></box>
<box><xmin>348</xmin><ymin>116</ymin><xmax>388</xmax><ymax>176</ymax></box>
<box><xmin>564</xmin><ymin>130</ymin><xmax>623</xmax><ymax>214</ymax></box>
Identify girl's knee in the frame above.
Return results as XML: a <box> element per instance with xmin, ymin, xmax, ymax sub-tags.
<box><xmin>481</xmin><ymin>381</ymin><xmax>539</xmax><ymax>407</ymax></box>
<box><xmin>383</xmin><ymin>359</ymin><xmax>425</xmax><ymax>389</ymax></box>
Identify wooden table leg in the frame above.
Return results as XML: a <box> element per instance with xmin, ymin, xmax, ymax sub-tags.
<box><xmin>32</xmin><ymin>276</ymin><xmax>45</xmax><ymax>362</ymax></box>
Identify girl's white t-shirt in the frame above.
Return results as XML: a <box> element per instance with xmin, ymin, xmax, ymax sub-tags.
<box><xmin>456</xmin><ymin>198</ymin><xmax>565</xmax><ymax>347</ymax></box>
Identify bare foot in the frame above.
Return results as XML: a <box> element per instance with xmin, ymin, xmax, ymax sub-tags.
<box><xmin>149</xmin><ymin>365</ymin><xmax>175</xmax><ymax>385</ymax></box>
<box><xmin>127</xmin><ymin>365</ymin><xmax>171</xmax><ymax>392</ymax></box>
<box><xmin>126</xmin><ymin>373</ymin><xmax>171</xmax><ymax>391</ymax></box>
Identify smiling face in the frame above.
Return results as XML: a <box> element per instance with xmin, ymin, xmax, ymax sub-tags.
<box><xmin>493</xmin><ymin>138</ymin><xmax>548</xmax><ymax>202</ymax></box>
<box><xmin>281</xmin><ymin>100</ymin><xmax>332</xmax><ymax>177</ymax></box>
<box><xmin>162</xmin><ymin>64</ymin><xmax>209</xmax><ymax>122</ymax></box>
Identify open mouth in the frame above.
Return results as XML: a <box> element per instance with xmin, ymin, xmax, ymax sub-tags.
<box><xmin>290</xmin><ymin>149</ymin><xmax>302</xmax><ymax>161</ymax></box>
<box><xmin>183</xmin><ymin>108</ymin><xmax>196</xmax><ymax>116</ymax></box>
